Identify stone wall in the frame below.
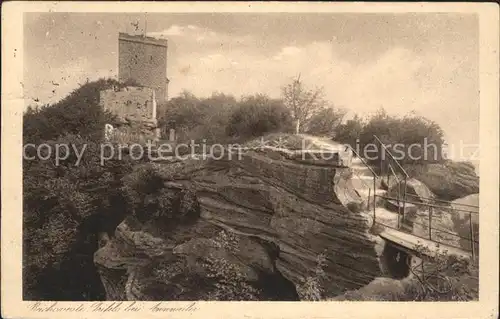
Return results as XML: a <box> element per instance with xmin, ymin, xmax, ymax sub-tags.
<box><xmin>100</xmin><ymin>86</ymin><xmax>159</xmax><ymax>142</ymax></box>
<box><xmin>118</xmin><ymin>33</ymin><xmax>168</xmax><ymax>103</ymax></box>
<box><xmin>100</xmin><ymin>86</ymin><xmax>156</xmax><ymax>122</ymax></box>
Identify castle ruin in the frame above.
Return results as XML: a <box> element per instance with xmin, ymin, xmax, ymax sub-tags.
<box><xmin>100</xmin><ymin>32</ymin><xmax>169</xmax><ymax>142</ymax></box>
<box><xmin>118</xmin><ymin>32</ymin><xmax>168</xmax><ymax>104</ymax></box>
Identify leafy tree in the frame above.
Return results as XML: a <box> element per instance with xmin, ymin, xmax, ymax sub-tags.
<box><xmin>226</xmin><ymin>94</ymin><xmax>293</xmax><ymax>139</ymax></box>
<box><xmin>333</xmin><ymin>114</ymin><xmax>365</xmax><ymax>149</ymax></box>
<box><xmin>199</xmin><ymin>92</ymin><xmax>237</xmax><ymax>142</ymax></box>
<box><xmin>281</xmin><ymin>76</ymin><xmax>327</xmax><ymax>134</ymax></box>
<box><xmin>397</xmin><ymin>114</ymin><xmax>445</xmax><ymax>164</ymax></box>
<box><xmin>357</xmin><ymin>109</ymin><xmax>445</xmax><ymax>168</ymax></box>
<box><xmin>161</xmin><ymin>91</ymin><xmax>236</xmax><ymax>143</ymax></box>
<box><xmin>305</xmin><ymin>107</ymin><xmax>347</xmax><ymax>136</ymax></box>
<box><xmin>161</xmin><ymin>90</ymin><xmax>204</xmax><ymax>132</ymax></box>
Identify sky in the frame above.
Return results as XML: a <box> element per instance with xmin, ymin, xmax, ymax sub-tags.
<box><xmin>24</xmin><ymin>12</ymin><xmax>479</xmax><ymax>163</ymax></box>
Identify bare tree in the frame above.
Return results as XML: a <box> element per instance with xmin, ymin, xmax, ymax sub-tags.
<box><xmin>281</xmin><ymin>75</ymin><xmax>327</xmax><ymax>134</ymax></box>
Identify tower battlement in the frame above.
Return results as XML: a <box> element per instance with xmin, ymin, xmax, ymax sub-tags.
<box><xmin>118</xmin><ymin>32</ymin><xmax>168</xmax><ymax>48</ymax></box>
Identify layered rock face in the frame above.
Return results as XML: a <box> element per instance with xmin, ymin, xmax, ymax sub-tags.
<box><xmin>412</xmin><ymin>161</ymin><xmax>479</xmax><ymax>201</ymax></box>
<box><xmin>94</xmin><ymin>148</ymin><xmax>382</xmax><ymax>300</ymax></box>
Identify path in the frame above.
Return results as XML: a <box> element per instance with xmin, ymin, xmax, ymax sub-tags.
<box><xmin>335</xmin><ymin>136</ymin><xmax>475</xmax><ymax>261</ymax></box>
<box><xmin>379</xmin><ymin>228</ymin><xmax>471</xmax><ymax>259</ymax></box>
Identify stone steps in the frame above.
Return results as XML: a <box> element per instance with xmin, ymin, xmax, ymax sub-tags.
<box><xmin>372</xmin><ymin>207</ymin><xmax>399</xmax><ymax>229</ymax></box>
<box><xmin>356</xmin><ymin>188</ymin><xmax>386</xmax><ymax>197</ymax></box>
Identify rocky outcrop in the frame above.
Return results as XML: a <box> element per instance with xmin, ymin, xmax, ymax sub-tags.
<box><xmin>95</xmin><ymin>147</ymin><xmax>382</xmax><ymax>300</ymax></box>
<box><xmin>450</xmin><ymin>194</ymin><xmax>479</xmax><ymax>252</ymax></box>
<box><xmin>383</xmin><ymin>177</ymin><xmax>472</xmax><ymax>250</ymax></box>
<box><xmin>387</xmin><ymin>178</ymin><xmax>435</xmax><ymax>203</ymax></box>
<box><xmin>332</xmin><ymin>277</ymin><xmax>410</xmax><ymax>301</ymax></box>
<box><xmin>412</xmin><ymin>161</ymin><xmax>479</xmax><ymax>201</ymax></box>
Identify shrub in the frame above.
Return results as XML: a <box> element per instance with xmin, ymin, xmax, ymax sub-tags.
<box><xmin>333</xmin><ymin>110</ymin><xmax>445</xmax><ymax>168</ymax></box>
<box><xmin>226</xmin><ymin>94</ymin><xmax>294</xmax><ymax>139</ymax></box>
<box><xmin>401</xmin><ymin>245</ymin><xmax>479</xmax><ymax>301</ymax></box>
<box><xmin>121</xmin><ymin>165</ymin><xmax>199</xmax><ymax>224</ymax></box>
<box><xmin>304</xmin><ymin>107</ymin><xmax>347</xmax><ymax>136</ymax></box>
<box><xmin>203</xmin><ymin>230</ymin><xmax>260</xmax><ymax>300</ymax></box>
<box><xmin>333</xmin><ymin>114</ymin><xmax>365</xmax><ymax>148</ymax></box>
<box><xmin>23</xmin><ymin>78</ymin><xmax>124</xmax><ymax>144</ymax></box>
<box><xmin>296</xmin><ymin>253</ymin><xmax>327</xmax><ymax>301</ymax></box>
<box><xmin>23</xmin><ymin>134</ymin><xmax>134</xmax><ymax>300</ymax></box>
<box><xmin>23</xmin><ymin>78</ymin><xmax>143</xmax><ymax>299</ymax></box>
<box><xmin>359</xmin><ymin>109</ymin><xmax>445</xmax><ymax>166</ymax></box>
<box><xmin>161</xmin><ymin>91</ymin><xmax>205</xmax><ymax>134</ymax></box>
<box><xmin>333</xmin><ymin>247</ymin><xmax>478</xmax><ymax>301</ymax></box>
<box><xmin>161</xmin><ymin>91</ymin><xmax>236</xmax><ymax>143</ymax></box>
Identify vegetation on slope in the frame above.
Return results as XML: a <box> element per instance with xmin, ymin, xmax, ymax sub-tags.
<box><xmin>23</xmin><ymin>76</ymin><xmax>478</xmax><ymax>301</ymax></box>
<box><xmin>23</xmin><ymin>79</ymin><xmax>139</xmax><ymax>300</ymax></box>
<box><xmin>333</xmin><ymin>246</ymin><xmax>478</xmax><ymax>301</ymax></box>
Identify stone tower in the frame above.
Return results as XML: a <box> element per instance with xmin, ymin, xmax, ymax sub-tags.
<box><xmin>118</xmin><ymin>32</ymin><xmax>168</xmax><ymax>104</ymax></box>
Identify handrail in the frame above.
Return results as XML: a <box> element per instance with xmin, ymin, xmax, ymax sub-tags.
<box><xmin>351</xmin><ymin>170</ymin><xmax>372</xmax><ymax>190</ymax></box>
<box><xmin>373</xmin><ymin>135</ymin><xmax>409</xmax><ymax>178</ymax></box>
<box><xmin>345</xmin><ymin>144</ymin><xmax>378</xmax><ymax>178</ymax></box>
<box><xmin>408</xmin><ymin>219</ymin><xmax>479</xmax><ymax>243</ymax></box>
<box><xmin>377</xmin><ymin>221</ymin><xmax>477</xmax><ymax>253</ymax></box>
<box><xmin>372</xmin><ymin>135</ymin><xmax>477</xmax><ymax>260</ymax></box>
<box><xmin>410</xmin><ymin>195</ymin><xmax>480</xmax><ymax>208</ymax></box>
<box><xmin>375</xmin><ymin>194</ymin><xmax>480</xmax><ymax>215</ymax></box>
<box><xmin>387</xmin><ymin>164</ymin><xmax>401</xmax><ymax>184</ymax></box>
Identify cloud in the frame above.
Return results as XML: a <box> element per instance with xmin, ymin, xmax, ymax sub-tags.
<box><xmin>23</xmin><ymin>13</ymin><xmax>477</xmax><ymax>161</ymax></box>
<box><xmin>150</xmin><ymin>25</ymin><xmax>186</xmax><ymax>37</ymax></box>
<box><xmin>273</xmin><ymin>46</ymin><xmax>303</xmax><ymax>60</ymax></box>
<box><xmin>167</xmin><ymin>40</ymin><xmax>477</xmax><ymax>152</ymax></box>
<box><xmin>148</xmin><ymin>24</ymin><xmax>252</xmax><ymax>45</ymax></box>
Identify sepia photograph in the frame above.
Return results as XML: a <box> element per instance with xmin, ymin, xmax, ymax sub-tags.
<box><xmin>2</xmin><ymin>2</ymin><xmax>499</xmax><ymax>318</ymax></box>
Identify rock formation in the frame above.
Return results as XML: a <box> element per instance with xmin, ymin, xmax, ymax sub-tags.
<box><xmin>94</xmin><ymin>147</ymin><xmax>382</xmax><ymax>300</ymax></box>
<box><xmin>412</xmin><ymin>161</ymin><xmax>479</xmax><ymax>201</ymax></box>
<box><xmin>450</xmin><ymin>194</ymin><xmax>479</xmax><ymax>253</ymax></box>
<box><xmin>387</xmin><ymin>178</ymin><xmax>435</xmax><ymax>203</ymax></box>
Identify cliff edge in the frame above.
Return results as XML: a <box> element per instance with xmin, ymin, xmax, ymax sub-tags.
<box><xmin>94</xmin><ymin>146</ymin><xmax>382</xmax><ymax>300</ymax></box>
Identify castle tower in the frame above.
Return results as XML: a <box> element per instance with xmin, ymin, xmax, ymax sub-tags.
<box><xmin>118</xmin><ymin>32</ymin><xmax>168</xmax><ymax>104</ymax></box>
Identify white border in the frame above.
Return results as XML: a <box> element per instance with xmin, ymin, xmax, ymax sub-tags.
<box><xmin>2</xmin><ymin>2</ymin><xmax>498</xmax><ymax>319</ymax></box>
